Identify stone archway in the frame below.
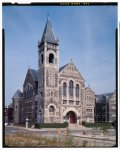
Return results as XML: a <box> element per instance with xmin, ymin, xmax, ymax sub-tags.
<box><xmin>63</xmin><ymin>107</ymin><xmax>80</xmax><ymax>124</ymax></box>
<box><xmin>66</xmin><ymin>111</ymin><xmax>77</xmax><ymax>124</ymax></box>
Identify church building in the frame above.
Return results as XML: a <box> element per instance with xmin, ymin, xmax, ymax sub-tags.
<box><xmin>12</xmin><ymin>17</ymin><xmax>95</xmax><ymax>125</ymax></box>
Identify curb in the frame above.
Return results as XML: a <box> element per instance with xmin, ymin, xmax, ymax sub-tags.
<box><xmin>70</xmin><ymin>134</ymin><xmax>116</xmax><ymax>142</ymax></box>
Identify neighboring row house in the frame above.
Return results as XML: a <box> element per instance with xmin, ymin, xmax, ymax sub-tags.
<box><xmin>4</xmin><ymin>103</ymin><xmax>13</xmax><ymax>124</ymax></box>
<box><xmin>109</xmin><ymin>92</ymin><xmax>116</xmax><ymax>122</ymax></box>
<box><xmin>95</xmin><ymin>91</ymin><xmax>116</xmax><ymax>123</ymax></box>
<box><xmin>12</xmin><ymin>89</ymin><xmax>24</xmax><ymax>124</ymax></box>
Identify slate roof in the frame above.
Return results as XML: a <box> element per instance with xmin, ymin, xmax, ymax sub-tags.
<box><xmin>59</xmin><ymin>64</ymin><xmax>68</xmax><ymax>72</ymax></box>
<box><xmin>29</xmin><ymin>69</ymin><xmax>38</xmax><ymax>81</ymax></box>
<box><xmin>96</xmin><ymin>92</ymin><xmax>114</xmax><ymax>103</ymax></box>
<box><xmin>13</xmin><ymin>89</ymin><xmax>23</xmax><ymax>98</ymax></box>
<box><xmin>28</xmin><ymin>64</ymin><xmax>68</xmax><ymax>82</ymax></box>
<box><xmin>40</xmin><ymin>18</ymin><xmax>58</xmax><ymax>45</ymax></box>
<box><xmin>28</xmin><ymin>62</ymin><xmax>84</xmax><ymax>81</ymax></box>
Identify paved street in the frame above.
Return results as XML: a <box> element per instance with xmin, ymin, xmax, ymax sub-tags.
<box><xmin>5</xmin><ymin>125</ymin><xmax>116</xmax><ymax>138</ymax></box>
<box><xmin>5</xmin><ymin>125</ymin><xmax>115</xmax><ymax>136</ymax></box>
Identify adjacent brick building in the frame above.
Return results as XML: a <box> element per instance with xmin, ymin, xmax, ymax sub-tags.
<box><xmin>4</xmin><ymin>104</ymin><xmax>13</xmax><ymax>124</ymax></box>
<box><xmin>12</xmin><ymin>89</ymin><xmax>24</xmax><ymax>124</ymax></box>
<box><xmin>95</xmin><ymin>91</ymin><xmax>116</xmax><ymax>123</ymax></box>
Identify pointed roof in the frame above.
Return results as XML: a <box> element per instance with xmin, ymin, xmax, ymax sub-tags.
<box><xmin>40</xmin><ymin>17</ymin><xmax>58</xmax><ymax>45</ymax></box>
<box><xmin>59</xmin><ymin>62</ymin><xmax>85</xmax><ymax>81</ymax></box>
<box><xmin>85</xmin><ymin>86</ymin><xmax>92</xmax><ymax>91</ymax></box>
<box><xmin>29</xmin><ymin>69</ymin><xmax>38</xmax><ymax>81</ymax></box>
<box><xmin>12</xmin><ymin>89</ymin><xmax>23</xmax><ymax>98</ymax></box>
<box><xmin>96</xmin><ymin>92</ymin><xmax>114</xmax><ymax>103</ymax></box>
<box><xmin>59</xmin><ymin>64</ymin><xmax>68</xmax><ymax>72</ymax></box>
<box><xmin>23</xmin><ymin>68</ymin><xmax>38</xmax><ymax>88</ymax></box>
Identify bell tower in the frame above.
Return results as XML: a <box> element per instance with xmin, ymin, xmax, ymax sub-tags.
<box><xmin>38</xmin><ymin>17</ymin><xmax>60</xmax><ymax>123</ymax></box>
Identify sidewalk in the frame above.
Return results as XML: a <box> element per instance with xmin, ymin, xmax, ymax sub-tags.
<box><xmin>71</xmin><ymin>133</ymin><xmax>116</xmax><ymax>141</ymax></box>
<box><xmin>68</xmin><ymin>124</ymin><xmax>93</xmax><ymax>130</ymax></box>
<box><xmin>27</xmin><ymin>127</ymin><xmax>115</xmax><ymax>142</ymax></box>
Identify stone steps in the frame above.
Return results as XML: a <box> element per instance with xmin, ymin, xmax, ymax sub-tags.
<box><xmin>69</xmin><ymin>124</ymin><xmax>87</xmax><ymax>130</ymax></box>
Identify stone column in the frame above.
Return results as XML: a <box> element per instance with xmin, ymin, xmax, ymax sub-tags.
<box><xmin>67</xmin><ymin>85</ymin><xmax>69</xmax><ymax>105</ymax></box>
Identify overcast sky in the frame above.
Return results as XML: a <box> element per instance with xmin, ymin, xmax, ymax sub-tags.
<box><xmin>3</xmin><ymin>5</ymin><xmax>117</xmax><ymax>106</ymax></box>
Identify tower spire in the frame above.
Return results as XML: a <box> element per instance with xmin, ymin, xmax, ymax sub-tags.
<box><xmin>40</xmin><ymin>17</ymin><xmax>58</xmax><ymax>46</ymax></box>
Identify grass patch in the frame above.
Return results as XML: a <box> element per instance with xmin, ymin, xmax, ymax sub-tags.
<box><xmin>5</xmin><ymin>130</ymin><xmax>114</xmax><ymax>147</ymax></box>
<box><xmin>5</xmin><ymin>131</ymin><xmax>75</xmax><ymax>147</ymax></box>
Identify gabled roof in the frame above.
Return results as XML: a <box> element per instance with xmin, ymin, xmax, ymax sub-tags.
<box><xmin>85</xmin><ymin>86</ymin><xmax>94</xmax><ymax>93</ymax></box>
<box><xmin>12</xmin><ymin>89</ymin><xmax>23</xmax><ymax>98</ymax></box>
<box><xmin>23</xmin><ymin>68</ymin><xmax>38</xmax><ymax>88</ymax></box>
<box><xmin>96</xmin><ymin>92</ymin><xmax>114</xmax><ymax>103</ymax></box>
<box><xmin>29</xmin><ymin>65</ymin><xmax>68</xmax><ymax>80</ymax></box>
<box><xmin>29</xmin><ymin>69</ymin><xmax>38</xmax><ymax>81</ymax></box>
<box><xmin>40</xmin><ymin>18</ymin><xmax>58</xmax><ymax>45</ymax></box>
<box><xmin>59</xmin><ymin>64</ymin><xmax>68</xmax><ymax>72</ymax></box>
<box><xmin>24</xmin><ymin>62</ymin><xmax>84</xmax><ymax>83</ymax></box>
<box><xmin>59</xmin><ymin>63</ymin><xmax>84</xmax><ymax>81</ymax></box>
<box><xmin>105</xmin><ymin>93</ymin><xmax>114</xmax><ymax>98</ymax></box>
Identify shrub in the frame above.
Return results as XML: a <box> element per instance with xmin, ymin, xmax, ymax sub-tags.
<box><xmin>82</xmin><ymin>122</ymin><xmax>112</xmax><ymax>129</ymax></box>
<box><xmin>35</xmin><ymin>122</ymin><xmax>68</xmax><ymax>128</ymax></box>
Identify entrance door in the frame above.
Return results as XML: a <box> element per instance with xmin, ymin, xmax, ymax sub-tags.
<box><xmin>66</xmin><ymin>111</ymin><xmax>76</xmax><ymax>124</ymax></box>
<box><xmin>70</xmin><ymin>114</ymin><xmax>75</xmax><ymax>123</ymax></box>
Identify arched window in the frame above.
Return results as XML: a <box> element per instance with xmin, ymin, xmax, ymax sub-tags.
<box><xmin>39</xmin><ymin>108</ymin><xmax>42</xmax><ymax>113</ymax></box>
<box><xmin>63</xmin><ymin>82</ymin><xmax>67</xmax><ymax>96</ymax></box>
<box><xmin>76</xmin><ymin>84</ymin><xmax>79</xmax><ymax>97</ymax></box>
<box><xmin>49</xmin><ymin>105</ymin><xmax>55</xmax><ymax>116</ymax></box>
<box><xmin>41</xmin><ymin>54</ymin><xmax>44</xmax><ymax>64</ymax></box>
<box><xmin>69</xmin><ymin>80</ymin><xmax>74</xmax><ymax>96</ymax></box>
<box><xmin>49</xmin><ymin>53</ymin><xmax>54</xmax><ymax>64</ymax></box>
<box><xmin>49</xmin><ymin>105</ymin><xmax>55</xmax><ymax>112</ymax></box>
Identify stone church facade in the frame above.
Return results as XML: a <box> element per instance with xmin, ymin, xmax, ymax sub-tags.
<box><xmin>12</xmin><ymin>18</ymin><xmax>95</xmax><ymax>125</ymax></box>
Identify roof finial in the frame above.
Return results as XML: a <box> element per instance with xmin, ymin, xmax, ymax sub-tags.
<box><xmin>47</xmin><ymin>13</ymin><xmax>50</xmax><ymax>20</ymax></box>
<box><xmin>70</xmin><ymin>58</ymin><xmax>73</xmax><ymax>64</ymax></box>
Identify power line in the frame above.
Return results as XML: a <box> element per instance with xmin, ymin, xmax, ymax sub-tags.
<box><xmin>83</xmin><ymin>57</ymin><xmax>115</xmax><ymax>83</ymax></box>
<box><xmin>86</xmin><ymin>56</ymin><xmax>115</xmax><ymax>71</ymax></box>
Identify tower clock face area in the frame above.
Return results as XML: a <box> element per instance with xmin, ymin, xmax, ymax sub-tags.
<box><xmin>47</xmin><ymin>43</ymin><xmax>57</xmax><ymax>52</ymax></box>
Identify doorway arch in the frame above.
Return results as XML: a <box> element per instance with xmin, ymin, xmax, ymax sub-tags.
<box><xmin>66</xmin><ymin>111</ymin><xmax>77</xmax><ymax>124</ymax></box>
<box><xmin>63</xmin><ymin>107</ymin><xmax>80</xmax><ymax>124</ymax></box>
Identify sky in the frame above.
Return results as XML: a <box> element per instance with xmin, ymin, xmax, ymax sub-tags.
<box><xmin>2</xmin><ymin>5</ymin><xmax>117</xmax><ymax>106</ymax></box>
